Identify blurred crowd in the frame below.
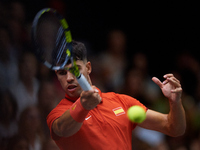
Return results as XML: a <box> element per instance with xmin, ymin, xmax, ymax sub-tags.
<box><xmin>0</xmin><ymin>1</ymin><xmax>200</xmax><ymax>150</ymax></box>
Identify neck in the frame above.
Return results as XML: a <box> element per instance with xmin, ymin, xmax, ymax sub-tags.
<box><xmin>65</xmin><ymin>94</ymin><xmax>78</xmax><ymax>102</ymax></box>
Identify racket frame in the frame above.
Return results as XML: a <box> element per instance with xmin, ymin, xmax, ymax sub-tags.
<box><xmin>32</xmin><ymin>8</ymin><xmax>92</xmax><ymax>91</ymax></box>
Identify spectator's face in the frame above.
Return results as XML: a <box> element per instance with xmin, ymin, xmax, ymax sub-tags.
<box><xmin>20</xmin><ymin>53</ymin><xmax>37</xmax><ymax>80</ymax></box>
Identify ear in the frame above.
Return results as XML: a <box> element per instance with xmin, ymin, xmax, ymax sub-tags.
<box><xmin>86</xmin><ymin>61</ymin><xmax>92</xmax><ymax>74</ymax></box>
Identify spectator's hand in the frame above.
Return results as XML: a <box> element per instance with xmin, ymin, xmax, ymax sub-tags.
<box><xmin>152</xmin><ymin>74</ymin><xmax>182</xmax><ymax>102</ymax></box>
<box><xmin>80</xmin><ymin>86</ymin><xmax>102</xmax><ymax>110</ymax></box>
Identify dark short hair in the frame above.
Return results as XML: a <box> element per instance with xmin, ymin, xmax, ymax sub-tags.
<box><xmin>72</xmin><ymin>40</ymin><xmax>87</xmax><ymax>62</ymax></box>
<box><xmin>57</xmin><ymin>40</ymin><xmax>87</xmax><ymax>65</ymax></box>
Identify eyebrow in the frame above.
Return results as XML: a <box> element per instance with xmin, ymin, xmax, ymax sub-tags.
<box><xmin>76</xmin><ymin>64</ymin><xmax>82</xmax><ymax>68</ymax></box>
<box><xmin>61</xmin><ymin>64</ymin><xmax>82</xmax><ymax>71</ymax></box>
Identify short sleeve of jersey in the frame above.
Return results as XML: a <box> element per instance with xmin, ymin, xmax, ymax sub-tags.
<box><xmin>46</xmin><ymin>99</ymin><xmax>72</xmax><ymax>139</ymax></box>
<box><xmin>116</xmin><ymin>93</ymin><xmax>148</xmax><ymax>112</ymax></box>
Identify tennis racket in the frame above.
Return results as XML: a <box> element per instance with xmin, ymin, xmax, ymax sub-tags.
<box><xmin>32</xmin><ymin>8</ymin><xmax>91</xmax><ymax>91</ymax></box>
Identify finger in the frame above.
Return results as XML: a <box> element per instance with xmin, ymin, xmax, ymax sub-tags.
<box><xmin>162</xmin><ymin>79</ymin><xmax>169</xmax><ymax>85</ymax></box>
<box><xmin>163</xmin><ymin>73</ymin><xmax>174</xmax><ymax>78</ymax></box>
<box><xmin>152</xmin><ymin>77</ymin><xmax>163</xmax><ymax>88</ymax></box>
<box><xmin>97</xmin><ymin>94</ymin><xmax>102</xmax><ymax>102</ymax></box>
<box><xmin>91</xmin><ymin>86</ymin><xmax>102</xmax><ymax>102</ymax></box>
<box><xmin>164</xmin><ymin>74</ymin><xmax>180</xmax><ymax>83</ymax></box>
<box><xmin>171</xmin><ymin>87</ymin><xmax>182</xmax><ymax>93</ymax></box>
<box><xmin>167</xmin><ymin>77</ymin><xmax>181</xmax><ymax>87</ymax></box>
<box><xmin>171</xmin><ymin>77</ymin><xmax>180</xmax><ymax>83</ymax></box>
<box><xmin>81</xmin><ymin>90</ymin><xmax>93</xmax><ymax>98</ymax></box>
<box><xmin>163</xmin><ymin>77</ymin><xmax>180</xmax><ymax>85</ymax></box>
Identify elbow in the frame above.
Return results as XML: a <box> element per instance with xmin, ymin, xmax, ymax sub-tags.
<box><xmin>170</xmin><ymin>129</ymin><xmax>185</xmax><ymax>137</ymax></box>
<box><xmin>178</xmin><ymin>130</ymin><xmax>186</xmax><ymax>137</ymax></box>
<box><xmin>168</xmin><ymin>123</ymin><xmax>186</xmax><ymax>137</ymax></box>
<box><xmin>53</xmin><ymin>120</ymin><xmax>73</xmax><ymax>138</ymax></box>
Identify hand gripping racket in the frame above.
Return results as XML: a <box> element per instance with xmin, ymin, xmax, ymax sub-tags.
<box><xmin>32</xmin><ymin>8</ymin><xmax>91</xmax><ymax>91</ymax></box>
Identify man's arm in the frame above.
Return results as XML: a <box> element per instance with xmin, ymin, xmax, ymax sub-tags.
<box><xmin>139</xmin><ymin>101</ymin><xmax>186</xmax><ymax>137</ymax></box>
<box><xmin>52</xmin><ymin>109</ymin><xmax>83</xmax><ymax>137</ymax></box>
<box><xmin>138</xmin><ymin>74</ymin><xmax>186</xmax><ymax>137</ymax></box>
<box><xmin>52</xmin><ymin>87</ymin><xmax>101</xmax><ymax>137</ymax></box>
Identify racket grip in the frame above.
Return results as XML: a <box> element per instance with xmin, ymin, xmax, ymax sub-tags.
<box><xmin>77</xmin><ymin>74</ymin><xmax>92</xmax><ymax>91</ymax></box>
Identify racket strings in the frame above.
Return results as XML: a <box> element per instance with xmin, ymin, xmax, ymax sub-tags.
<box><xmin>36</xmin><ymin>12</ymin><xmax>69</xmax><ymax>67</ymax></box>
<box><xmin>33</xmin><ymin>9</ymin><xmax>72</xmax><ymax>70</ymax></box>
<box><xmin>54</xmin><ymin>27</ymin><xmax>67</xmax><ymax>65</ymax></box>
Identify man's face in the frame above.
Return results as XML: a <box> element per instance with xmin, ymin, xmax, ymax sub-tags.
<box><xmin>56</xmin><ymin>60</ymin><xmax>91</xmax><ymax>100</ymax></box>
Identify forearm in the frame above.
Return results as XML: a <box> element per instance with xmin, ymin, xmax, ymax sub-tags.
<box><xmin>52</xmin><ymin>87</ymin><xmax>101</xmax><ymax>137</ymax></box>
<box><xmin>52</xmin><ymin>98</ymin><xmax>90</xmax><ymax>137</ymax></box>
<box><xmin>53</xmin><ymin>109</ymin><xmax>83</xmax><ymax>137</ymax></box>
<box><xmin>167</xmin><ymin>99</ymin><xmax>186</xmax><ymax>137</ymax></box>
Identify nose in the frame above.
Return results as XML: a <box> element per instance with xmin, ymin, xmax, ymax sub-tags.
<box><xmin>66</xmin><ymin>71</ymin><xmax>75</xmax><ymax>83</ymax></box>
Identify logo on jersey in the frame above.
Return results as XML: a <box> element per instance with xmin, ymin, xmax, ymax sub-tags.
<box><xmin>113</xmin><ymin>107</ymin><xmax>125</xmax><ymax>116</ymax></box>
<box><xmin>85</xmin><ymin>115</ymin><xmax>92</xmax><ymax>120</ymax></box>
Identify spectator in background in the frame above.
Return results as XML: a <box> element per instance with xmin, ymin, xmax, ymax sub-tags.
<box><xmin>165</xmin><ymin>52</ymin><xmax>200</xmax><ymax>149</ymax></box>
<box><xmin>18</xmin><ymin>106</ymin><xmax>44</xmax><ymax>150</ymax></box>
<box><xmin>121</xmin><ymin>53</ymin><xmax>160</xmax><ymax>107</ymax></box>
<box><xmin>37</xmin><ymin>64</ymin><xmax>65</xmax><ymax>100</ymax></box>
<box><xmin>10</xmin><ymin>1</ymin><xmax>25</xmax><ymax>25</ymax></box>
<box><xmin>98</xmin><ymin>29</ymin><xmax>127</xmax><ymax>92</ymax></box>
<box><xmin>176</xmin><ymin>52</ymin><xmax>200</xmax><ymax>100</ymax></box>
<box><xmin>120</xmin><ymin>53</ymin><xmax>166</xmax><ymax>149</ymax></box>
<box><xmin>10</xmin><ymin>52</ymin><xmax>39</xmax><ymax>119</ymax></box>
<box><xmin>42</xmin><ymin>138</ymin><xmax>59</xmax><ymax>150</ymax></box>
<box><xmin>0</xmin><ymin>1</ymin><xmax>27</xmax><ymax>92</ymax></box>
<box><xmin>38</xmin><ymin>80</ymin><xmax>59</xmax><ymax>138</ymax></box>
<box><xmin>37</xmin><ymin>64</ymin><xmax>54</xmax><ymax>81</ymax></box>
<box><xmin>7</xmin><ymin>134</ymin><xmax>29</xmax><ymax>150</ymax></box>
<box><xmin>8</xmin><ymin>1</ymin><xmax>28</xmax><ymax>53</ymax></box>
<box><xmin>120</xmin><ymin>68</ymin><xmax>145</xmax><ymax>100</ymax></box>
<box><xmin>0</xmin><ymin>91</ymin><xmax>18</xmax><ymax>149</ymax></box>
<box><xmin>0</xmin><ymin>27</ymin><xmax>19</xmax><ymax>92</ymax></box>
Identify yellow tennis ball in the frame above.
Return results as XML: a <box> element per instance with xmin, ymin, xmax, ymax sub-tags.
<box><xmin>127</xmin><ymin>105</ymin><xmax>146</xmax><ymax>123</ymax></box>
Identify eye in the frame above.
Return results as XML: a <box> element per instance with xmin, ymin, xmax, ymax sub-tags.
<box><xmin>57</xmin><ymin>70</ymin><xmax>67</xmax><ymax>75</ymax></box>
<box><xmin>77</xmin><ymin>65</ymin><xmax>81</xmax><ymax>71</ymax></box>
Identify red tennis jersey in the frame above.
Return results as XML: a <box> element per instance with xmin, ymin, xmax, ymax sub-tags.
<box><xmin>47</xmin><ymin>89</ymin><xmax>147</xmax><ymax>150</ymax></box>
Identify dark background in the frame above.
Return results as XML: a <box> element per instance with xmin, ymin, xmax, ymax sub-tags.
<box><xmin>7</xmin><ymin>0</ymin><xmax>200</xmax><ymax>77</ymax></box>
<box><xmin>1</xmin><ymin>1</ymin><xmax>199</xmax><ymax>149</ymax></box>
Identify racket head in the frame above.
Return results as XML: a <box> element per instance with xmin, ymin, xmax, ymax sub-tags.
<box><xmin>31</xmin><ymin>8</ymin><xmax>73</xmax><ymax>70</ymax></box>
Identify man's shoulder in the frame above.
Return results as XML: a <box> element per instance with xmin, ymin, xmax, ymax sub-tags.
<box><xmin>47</xmin><ymin>98</ymin><xmax>72</xmax><ymax>118</ymax></box>
<box><xmin>46</xmin><ymin>98</ymin><xmax>72</xmax><ymax>129</ymax></box>
<box><xmin>101</xmin><ymin>92</ymin><xmax>137</xmax><ymax>102</ymax></box>
<box><xmin>53</xmin><ymin>98</ymin><xmax>72</xmax><ymax>111</ymax></box>
<box><xmin>102</xmin><ymin>91</ymin><xmax>133</xmax><ymax>98</ymax></box>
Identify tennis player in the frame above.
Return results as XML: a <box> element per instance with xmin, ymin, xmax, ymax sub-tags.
<box><xmin>47</xmin><ymin>41</ymin><xmax>186</xmax><ymax>150</ymax></box>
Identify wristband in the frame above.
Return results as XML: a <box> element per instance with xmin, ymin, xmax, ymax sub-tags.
<box><xmin>70</xmin><ymin>98</ymin><xmax>90</xmax><ymax>123</ymax></box>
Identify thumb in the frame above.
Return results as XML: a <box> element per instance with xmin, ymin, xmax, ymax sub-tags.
<box><xmin>152</xmin><ymin>77</ymin><xmax>163</xmax><ymax>89</ymax></box>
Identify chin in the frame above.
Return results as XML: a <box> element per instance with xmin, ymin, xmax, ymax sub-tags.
<box><xmin>66</xmin><ymin>88</ymin><xmax>82</xmax><ymax>99</ymax></box>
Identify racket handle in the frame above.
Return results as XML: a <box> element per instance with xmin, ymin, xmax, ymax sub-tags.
<box><xmin>77</xmin><ymin>74</ymin><xmax>92</xmax><ymax>91</ymax></box>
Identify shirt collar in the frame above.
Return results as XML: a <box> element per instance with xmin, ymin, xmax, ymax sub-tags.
<box><xmin>65</xmin><ymin>93</ymin><xmax>78</xmax><ymax>103</ymax></box>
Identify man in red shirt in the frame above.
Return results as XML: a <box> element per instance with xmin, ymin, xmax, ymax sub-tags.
<box><xmin>47</xmin><ymin>41</ymin><xmax>186</xmax><ymax>150</ymax></box>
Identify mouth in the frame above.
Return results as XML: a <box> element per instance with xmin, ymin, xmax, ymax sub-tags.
<box><xmin>67</xmin><ymin>84</ymin><xmax>78</xmax><ymax>92</ymax></box>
